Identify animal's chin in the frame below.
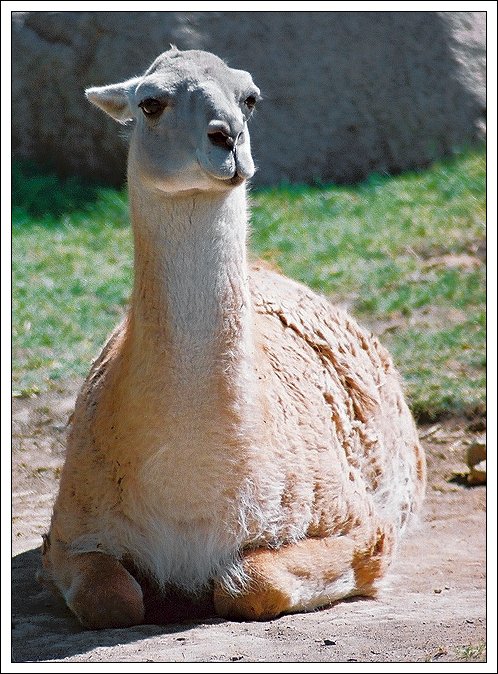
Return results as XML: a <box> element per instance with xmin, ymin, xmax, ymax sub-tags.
<box><xmin>227</xmin><ymin>173</ymin><xmax>247</xmax><ymax>187</ymax></box>
<box><xmin>203</xmin><ymin>169</ymin><xmax>248</xmax><ymax>189</ymax></box>
<box><xmin>197</xmin><ymin>156</ymin><xmax>253</xmax><ymax>188</ymax></box>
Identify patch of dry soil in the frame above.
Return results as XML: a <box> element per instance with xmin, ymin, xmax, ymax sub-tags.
<box><xmin>11</xmin><ymin>385</ymin><xmax>486</xmax><ymax>663</ymax></box>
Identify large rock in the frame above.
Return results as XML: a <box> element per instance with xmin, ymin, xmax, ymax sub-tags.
<box><xmin>12</xmin><ymin>11</ymin><xmax>485</xmax><ymax>186</ymax></box>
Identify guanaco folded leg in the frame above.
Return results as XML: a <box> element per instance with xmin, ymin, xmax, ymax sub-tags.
<box><xmin>214</xmin><ymin>527</ymin><xmax>393</xmax><ymax>621</ymax></box>
<box><xmin>43</xmin><ymin>545</ymin><xmax>145</xmax><ymax>629</ymax></box>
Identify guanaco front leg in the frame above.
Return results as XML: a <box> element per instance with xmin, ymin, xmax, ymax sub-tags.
<box><xmin>45</xmin><ymin>547</ymin><xmax>145</xmax><ymax>629</ymax></box>
<box><xmin>214</xmin><ymin>529</ymin><xmax>393</xmax><ymax>621</ymax></box>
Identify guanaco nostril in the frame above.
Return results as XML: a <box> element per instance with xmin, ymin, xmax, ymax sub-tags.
<box><xmin>208</xmin><ymin>129</ymin><xmax>236</xmax><ymax>151</ymax></box>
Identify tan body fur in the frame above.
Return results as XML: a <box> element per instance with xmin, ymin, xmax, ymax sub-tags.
<box><xmin>42</xmin><ymin>49</ymin><xmax>425</xmax><ymax>628</ymax></box>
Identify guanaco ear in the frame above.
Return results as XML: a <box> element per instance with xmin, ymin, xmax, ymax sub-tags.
<box><xmin>85</xmin><ymin>77</ymin><xmax>140</xmax><ymax>124</ymax></box>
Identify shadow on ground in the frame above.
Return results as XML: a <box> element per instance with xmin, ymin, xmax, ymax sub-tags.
<box><xmin>11</xmin><ymin>547</ymin><xmax>215</xmax><ymax>662</ymax></box>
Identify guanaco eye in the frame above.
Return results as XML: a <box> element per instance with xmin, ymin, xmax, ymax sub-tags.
<box><xmin>138</xmin><ymin>98</ymin><xmax>165</xmax><ymax>117</ymax></box>
<box><xmin>244</xmin><ymin>95</ymin><xmax>257</xmax><ymax>111</ymax></box>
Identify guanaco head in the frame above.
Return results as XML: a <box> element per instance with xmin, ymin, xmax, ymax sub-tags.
<box><xmin>86</xmin><ymin>47</ymin><xmax>261</xmax><ymax>194</ymax></box>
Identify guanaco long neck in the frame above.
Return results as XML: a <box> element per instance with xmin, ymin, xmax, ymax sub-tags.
<box><xmin>126</xmin><ymin>182</ymin><xmax>255</xmax><ymax>418</ymax></box>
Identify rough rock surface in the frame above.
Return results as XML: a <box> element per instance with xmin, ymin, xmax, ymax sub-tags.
<box><xmin>466</xmin><ymin>437</ymin><xmax>486</xmax><ymax>485</ymax></box>
<box><xmin>468</xmin><ymin>460</ymin><xmax>486</xmax><ymax>486</ymax></box>
<box><xmin>12</xmin><ymin>11</ymin><xmax>485</xmax><ymax>186</ymax></box>
<box><xmin>466</xmin><ymin>437</ymin><xmax>486</xmax><ymax>468</ymax></box>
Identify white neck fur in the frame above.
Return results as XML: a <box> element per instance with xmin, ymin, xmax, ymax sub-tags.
<box><xmin>127</xmin><ymin>181</ymin><xmax>255</xmax><ymax>413</ymax></box>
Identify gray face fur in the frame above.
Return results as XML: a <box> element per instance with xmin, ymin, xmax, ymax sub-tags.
<box><xmin>86</xmin><ymin>48</ymin><xmax>261</xmax><ymax>193</ymax></box>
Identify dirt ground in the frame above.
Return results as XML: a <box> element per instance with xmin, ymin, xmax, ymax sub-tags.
<box><xmin>11</xmin><ymin>382</ymin><xmax>487</xmax><ymax>664</ymax></box>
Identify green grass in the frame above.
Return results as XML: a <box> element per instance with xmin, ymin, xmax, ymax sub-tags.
<box><xmin>12</xmin><ymin>148</ymin><xmax>486</xmax><ymax>419</ymax></box>
<box><xmin>455</xmin><ymin>643</ymin><xmax>486</xmax><ymax>662</ymax></box>
<box><xmin>250</xmin><ymin>148</ymin><xmax>486</xmax><ymax>419</ymax></box>
<box><xmin>12</xmin><ymin>165</ymin><xmax>132</xmax><ymax>394</ymax></box>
